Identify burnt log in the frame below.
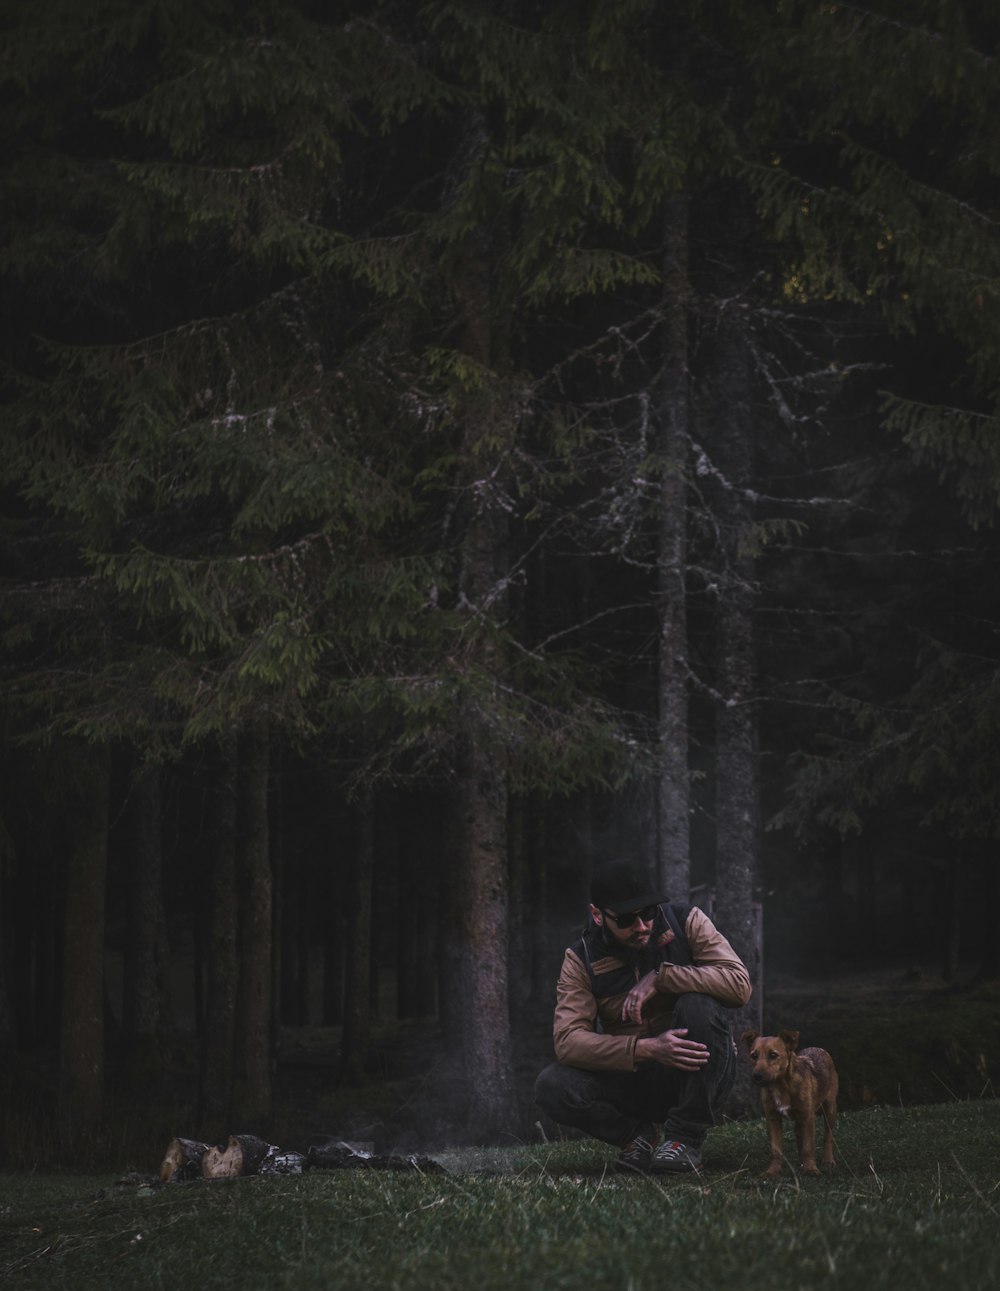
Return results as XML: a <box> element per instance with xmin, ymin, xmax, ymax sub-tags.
<box><xmin>159</xmin><ymin>1137</ymin><xmax>211</xmax><ymax>1183</ymax></box>
<box><xmin>201</xmin><ymin>1133</ymin><xmax>276</xmax><ymax>1179</ymax></box>
<box><xmin>161</xmin><ymin>1132</ymin><xmax>441</xmax><ymax>1182</ymax></box>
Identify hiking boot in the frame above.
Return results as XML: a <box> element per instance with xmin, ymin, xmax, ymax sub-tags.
<box><xmin>650</xmin><ymin>1139</ymin><xmax>702</xmax><ymax>1174</ymax></box>
<box><xmin>615</xmin><ymin>1125</ymin><xmax>660</xmax><ymax>1174</ymax></box>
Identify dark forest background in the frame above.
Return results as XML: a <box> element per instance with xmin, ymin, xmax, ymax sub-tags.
<box><xmin>2</xmin><ymin>1</ymin><xmax>999</xmax><ymax>1162</ymax></box>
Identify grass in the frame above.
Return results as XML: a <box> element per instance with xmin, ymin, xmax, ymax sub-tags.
<box><xmin>1</xmin><ymin>1101</ymin><xmax>997</xmax><ymax>1290</ymax></box>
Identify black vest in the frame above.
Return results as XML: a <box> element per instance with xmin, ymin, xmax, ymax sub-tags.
<box><xmin>573</xmin><ymin>901</ymin><xmax>693</xmax><ymax>999</ymax></box>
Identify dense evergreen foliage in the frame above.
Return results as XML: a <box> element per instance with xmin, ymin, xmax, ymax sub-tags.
<box><xmin>1</xmin><ymin>1</ymin><xmax>998</xmax><ymax>1150</ymax></box>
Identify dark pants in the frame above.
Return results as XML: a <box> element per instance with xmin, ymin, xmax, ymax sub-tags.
<box><xmin>533</xmin><ymin>993</ymin><xmax>737</xmax><ymax>1148</ymax></box>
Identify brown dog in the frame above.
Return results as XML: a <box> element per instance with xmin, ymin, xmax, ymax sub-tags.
<box><xmin>741</xmin><ymin>1029</ymin><xmax>839</xmax><ymax>1179</ymax></box>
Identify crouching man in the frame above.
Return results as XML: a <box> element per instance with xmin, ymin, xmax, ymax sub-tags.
<box><xmin>534</xmin><ymin>857</ymin><xmax>752</xmax><ymax>1174</ymax></box>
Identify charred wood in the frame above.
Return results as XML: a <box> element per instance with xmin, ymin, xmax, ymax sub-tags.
<box><xmin>159</xmin><ymin>1137</ymin><xmax>211</xmax><ymax>1183</ymax></box>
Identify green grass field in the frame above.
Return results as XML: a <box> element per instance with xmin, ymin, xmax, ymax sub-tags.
<box><xmin>2</xmin><ymin>1101</ymin><xmax>997</xmax><ymax>1290</ymax></box>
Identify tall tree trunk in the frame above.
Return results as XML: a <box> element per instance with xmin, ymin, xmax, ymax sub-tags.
<box><xmin>527</xmin><ymin>799</ymin><xmax>550</xmax><ymax>1006</ymax></box>
<box><xmin>58</xmin><ymin>743</ymin><xmax>110</xmax><ymax>1138</ymax></box>
<box><xmin>438</xmin><ymin>802</ymin><xmax>462</xmax><ymax>1044</ymax></box>
<box><xmin>371</xmin><ymin>798</ymin><xmax>395</xmax><ymax>1019</ymax></box>
<box><xmin>975</xmin><ymin>841</ymin><xmax>1000</xmax><ymax>981</ymax></box>
<box><xmin>339</xmin><ymin>793</ymin><xmax>374</xmax><ymax>1086</ymax></box>
<box><xmin>322</xmin><ymin>796</ymin><xmax>347</xmax><ymax>1025</ymax></box>
<box><xmin>296</xmin><ymin>843</ymin><xmax>313</xmax><ymax>1024</ymax></box>
<box><xmin>280</xmin><ymin>775</ymin><xmax>307</xmax><ymax>1025</ymax></box>
<box><xmin>322</xmin><ymin>900</ymin><xmax>345</xmax><ymax>1025</ymax></box>
<box><xmin>702</xmin><ymin>268</ymin><xmax>761</xmax><ymax>1110</ymax></box>
<box><xmin>0</xmin><ymin>865</ymin><xmax>16</xmax><ymax>1075</ymax></box>
<box><xmin>450</xmin><ymin>462</ymin><xmax>517</xmax><ymax>1135</ymax></box>
<box><xmin>507</xmin><ymin>795</ymin><xmax>531</xmax><ymax>1007</ymax></box>
<box><xmin>232</xmin><ymin>727</ymin><xmax>273</xmax><ymax>1125</ymax></box>
<box><xmin>443</xmin><ymin>113</ymin><xmax>518</xmax><ymax>1141</ymax></box>
<box><xmin>656</xmin><ymin>193</ymin><xmax>692</xmax><ymax>902</ymax></box>
<box><xmin>397</xmin><ymin>790</ymin><xmax>439</xmax><ymax>1019</ymax></box>
<box><xmin>942</xmin><ymin>853</ymin><xmax>962</xmax><ymax>982</ymax></box>
<box><xmin>199</xmin><ymin>735</ymin><xmax>239</xmax><ymax>1129</ymax></box>
<box><xmin>397</xmin><ymin>803</ymin><xmax>421</xmax><ymax>1020</ymax></box>
<box><xmin>121</xmin><ymin>761</ymin><xmax>172</xmax><ymax>1082</ymax></box>
<box><xmin>0</xmin><ymin>761</ymin><xmax>19</xmax><ymax>1069</ymax></box>
<box><xmin>14</xmin><ymin>836</ymin><xmax>60</xmax><ymax>1048</ymax></box>
<box><xmin>453</xmin><ymin>725</ymin><xmax>517</xmax><ymax>1140</ymax></box>
<box><xmin>269</xmin><ymin>749</ymin><xmax>284</xmax><ymax>1050</ymax></box>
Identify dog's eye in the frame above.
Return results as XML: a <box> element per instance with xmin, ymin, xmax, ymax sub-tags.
<box><xmin>767</xmin><ymin>1051</ymin><xmax>779</xmax><ymax>1060</ymax></box>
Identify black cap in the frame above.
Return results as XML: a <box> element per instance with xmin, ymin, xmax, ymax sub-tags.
<box><xmin>589</xmin><ymin>858</ymin><xmax>666</xmax><ymax>913</ymax></box>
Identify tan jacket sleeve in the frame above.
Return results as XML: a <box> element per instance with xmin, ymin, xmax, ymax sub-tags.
<box><xmin>552</xmin><ymin>946</ymin><xmax>640</xmax><ymax>1071</ymax></box>
<box><xmin>654</xmin><ymin>907</ymin><xmax>752</xmax><ymax>1007</ymax></box>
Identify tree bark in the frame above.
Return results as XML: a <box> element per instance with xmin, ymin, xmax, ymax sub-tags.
<box><xmin>397</xmin><ymin>790</ymin><xmax>440</xmax><ymax>1019</ymax></box>
<box><xmin>269</xmin><ymin>748</ymin><xmax>285</xmax><ymax>1048</ymax></box>
<box><xmin>159</xmin><ymin>1136</ymin><xmax>211</xmax><ymax>1182</ymax></box>
<box><xmin>442</xmin><ymin>112</ymin><xmax>518</xmax><ymax>1140</ymax></box>
<box><xmin>121</xmin><ymin>761</ymin><xmax>172</xmax><ymax>1081</ymax></box>
<box><xmin>322</xmin><ymin>895</ymin><xmax>345</xmax><ymax>1025</ymax></box>
<box><xmin>0</xmin><ymin>882</ymin><xmax>16</xmax><ymax>1074</ymax></box>
<box><xmin>942</xmin><ymin>853</ymin><xmax>962</xmax><ymax>982</ymax></box>
<box><xmin>437</xmin><ymin>802</ymin><xmax>463</xmax><ymax>1045</ymax></box>
<box><xmin>507</xmin><ymin>795</ymin><xmax>531</xmax><ymax>1007</ymax></box>
<box><xmin>199</xmin><ymin>735</ymin><xmax>239</xmax><ymax>1128</ymax></box>
<box><xmin>527</xmin><ymin>799</ymin><xmax>550</xmax><ymax>1006</ymax></box>
<box><xmin>279</xmin><ymin>771</ymin><xmax>308</xmax><ymax>1026</ymax></box>
<box><xmin>656</xmin><ymin>193</ymin><xmax>693</xmax><ymax>902</ymax></box>
<box><xmin>975</xmin><ymin>841</ymin><xmax>1000</xmax><ymax>981</ymax></box>
<box><xmin>338</xmin><ymin>793</ymin><xmax>374</xmax><ymax>1086</ymax></box>
<box><xmin>453</xmin><ymin>725</ymin><xmax>517</xmax><ymax>1140</ymax></box>
<box><xmin>701</xmin><ymin>259</ymin><xmax>761</xmax><ymax>1111</ymax></box>
<box><xmin>296</xmin><ymin>840</ymin><xmax>313</xmax><ymax>1024</ymax></box>
<box><xmin>232</xmin><ymin>727</ymin><xmax>273</xmax><ymax>1125</ymax></box>
<box><xmin>58</xmin><ymin>743</ymin><xmax>110</xmax><ymax>1137</ymax></box>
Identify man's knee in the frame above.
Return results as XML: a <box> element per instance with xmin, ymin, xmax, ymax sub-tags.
<box><xmin>671</xmin><ymin>991</ymin><xmax>729</xmax><ymax>1035</ymax></box>
<box><xmin>534</xmin><ymin>1063</ymin><xmax>571</xmax><ymax>1115</ymax></box>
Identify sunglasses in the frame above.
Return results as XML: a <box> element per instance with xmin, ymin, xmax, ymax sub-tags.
<box><xmin>602</xmin><ymin>904</ymin><xmax>659</xmax><ymax>929</ymax></box>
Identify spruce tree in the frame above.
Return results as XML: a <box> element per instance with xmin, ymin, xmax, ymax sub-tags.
<box><xmin>0</xmin><ymin>0</ymin><xmax>674</xmax><ymax>1136</ymax></box>
<box><xmin>744</xmin><ymin>3</ymin><xmax>1000</xmax><ymax>968</ymax></box>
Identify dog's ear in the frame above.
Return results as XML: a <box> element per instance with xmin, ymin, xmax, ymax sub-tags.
<box><xmin>779</xmin><ymin>1029</ymin><xmax>800</xmax><ymax>1051</ymax></box>
<box><xmin>740</xmin><ymin>1029</ymin><xmax>758</xmax><ymax>1052</ymax></box>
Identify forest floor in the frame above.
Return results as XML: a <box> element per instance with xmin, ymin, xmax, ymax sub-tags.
<box><xmin>4</xmin><ymin>1102</ymin><xmax>999</xmax><ymax>1291</ymax></box>
<box><xmin>265</xmin><ymin>962</ymin><xmax>1000</xmax><ymax>1159</ymax></box>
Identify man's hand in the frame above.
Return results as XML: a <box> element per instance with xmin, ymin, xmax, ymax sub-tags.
<box><xmin>621</xmin><ymin>970</ymin><xmax>658</xmax><ymax>1024</ymax></box>
<box><xmin>635</xmin><ymin>1028</ymin><xmax>710</xmax><ymax>1071</ymax></box>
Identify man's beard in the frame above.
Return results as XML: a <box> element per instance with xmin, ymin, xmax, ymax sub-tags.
<box><xmin>601</xmin><ymin>925</ymin><xmax>657</xmax><ymax>972</ymax></box>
